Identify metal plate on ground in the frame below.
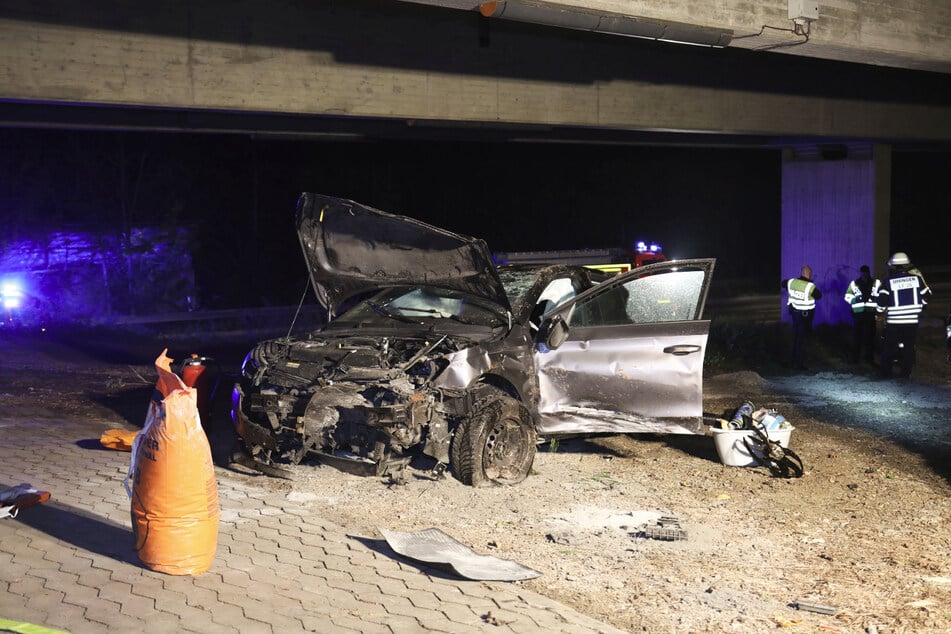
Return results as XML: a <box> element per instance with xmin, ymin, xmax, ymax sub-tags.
<box><xmin>379</xmin><ymin>527</ymin><xmax>542</xmax><ymax>581</ymax></box>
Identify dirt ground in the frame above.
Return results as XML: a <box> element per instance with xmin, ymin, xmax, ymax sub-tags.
<box><xmin>2</xmin><ymin>316</ymin><xmax>950</xmax><ymax>634</ymax></box>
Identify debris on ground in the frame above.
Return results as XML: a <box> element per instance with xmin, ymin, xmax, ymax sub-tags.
<box><xmin>639</xmin><ymin>515</ymin><xmax>687</xmax><ymax>541</ymax></box>
<box><xmin>100</xmin><ymin>428</ymin><xmax>138</xmax><ymax>451</ymax></box>
<box><xmin>379</xmin><ymin>527</ymin><xmax>542</xmax><ymax>581</ymax></box>
<box><xmin>791</xmin><ymin>600</ymin><xmax>838</xmax><ymax>615</ymax></box>
<box><xmin>0</xmin><ymin>483</ymin><xmax>51</xmax><ymax>519</ymax></box>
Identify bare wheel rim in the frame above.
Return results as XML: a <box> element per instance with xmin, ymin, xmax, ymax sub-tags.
<box><xmin>482</xmin><ymin>416</ymin><xmax>531</xmax><ymax>481</ymax></box>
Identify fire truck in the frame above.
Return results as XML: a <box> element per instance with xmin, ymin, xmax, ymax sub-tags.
<box><xmin>492</xmin><ymin>240</ymin><xmax>666</xmax><ymax>274</ymax></box>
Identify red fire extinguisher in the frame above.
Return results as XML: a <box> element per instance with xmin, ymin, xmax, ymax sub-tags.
<box><xmin>180</xmin><ymin>355</ymin><xmax>219</xmax><ymax>432</ymax></box>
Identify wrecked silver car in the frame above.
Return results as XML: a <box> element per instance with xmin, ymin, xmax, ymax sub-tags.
<box><xmin>231</xmin><ymin>194</ymin><xmax>715</xmax><ymax>486</ymax></box>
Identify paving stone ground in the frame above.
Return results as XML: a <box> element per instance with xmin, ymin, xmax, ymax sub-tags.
<box><xmin>0</xmin><ymin>335</ymin><xmax>625</xmax><ymax>634</ymax></box>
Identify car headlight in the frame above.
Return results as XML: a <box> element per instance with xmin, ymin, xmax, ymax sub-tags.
<box><xmin>240</xmin><ymin>350</ymin><xmax>258</xmax><ymax>380</ymax></box>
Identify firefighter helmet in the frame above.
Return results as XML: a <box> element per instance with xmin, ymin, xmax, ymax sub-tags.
<box><xmin>888</xmin><ymin>252</ymin><xmax>911</xmax><ymax>267</ymax></box>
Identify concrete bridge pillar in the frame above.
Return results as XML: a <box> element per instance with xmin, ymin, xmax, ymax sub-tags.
<box><xmin>781</xmin><ymin>144</ymin><xmax>891</xmax><ymax>326</ymax></box>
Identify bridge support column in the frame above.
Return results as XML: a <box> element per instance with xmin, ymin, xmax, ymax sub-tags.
<box><xmin>781</xmin><ymin>144</ymin><xmax>891</xmax><ymax>325</ymax></box>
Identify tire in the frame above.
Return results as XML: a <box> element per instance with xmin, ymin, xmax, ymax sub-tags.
<box><xmin>451</xmin><ymin>394</ymin><xmax>537</xmax><ymax>486</ymax></box>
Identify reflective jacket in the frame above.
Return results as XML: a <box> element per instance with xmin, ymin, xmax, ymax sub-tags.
<box><xmin>844</xmin><ymin>276</ymin><xmax>882</xmax><ymax>314</ymax></box>
<box><xmin>945</xmin><ymin>306</ymin><xmax>950</xmax><ymax>347</ymax></box>
<box><xmin>877</xmin><ymin>270</ymin><xmax>930</xmax><ymax>325</ymax></box>
<box><xmin>786</xmin><ymin>277</ymin><xmax>819</xmax><ymax>312</ymax></box>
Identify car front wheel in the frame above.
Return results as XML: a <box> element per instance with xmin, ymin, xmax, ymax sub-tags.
<box><xmin>451</xmin><ymin>394</ymin><xmax>536</xmax><ymax>486</ymax></box>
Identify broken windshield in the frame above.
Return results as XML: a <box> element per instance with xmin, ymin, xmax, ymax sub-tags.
<box><xmin>331</xmin><ymin>286</ymin><xmax>504</xmax><ymax>328</ymax></box>
<box><xmin>496</xmin><ymin>268</ymin><xmax>541</xmax><ymax>310</ymax></box>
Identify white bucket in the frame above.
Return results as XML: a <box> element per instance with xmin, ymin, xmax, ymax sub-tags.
<box><xmin>711</xmin><ymin>426</ymin><xmax>794</xmax><ymax>467</ymax></box>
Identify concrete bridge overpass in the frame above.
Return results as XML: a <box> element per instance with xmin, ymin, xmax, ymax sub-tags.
<box><xmin>1</xmin><ymin>0</ymin><xmax>950</xmax><ymax>324</ymax></box>
<box><xmin>1</xmin><ymin>0</ymin><xmax>950</xmax><ymax>141</ymax></box>
<box><xmin>422</xmin><ymin>0</ymin><xmax>951</xmax><ymax>75</ymax></box>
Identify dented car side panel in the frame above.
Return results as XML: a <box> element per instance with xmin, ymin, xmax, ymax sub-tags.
<box><xmin>432</xmin><ymin>344</ymin><xmax>495</xmax><ymax>390</ymax></box>
<box><xmin>432</xmin><ymin>325</ymin><xmax>539</xmax><ymax>403</ymax></box>
<box><xmin>534</xmin><ymin>322</ymin><xmax>709</xmax><ymax>434</ymax></box>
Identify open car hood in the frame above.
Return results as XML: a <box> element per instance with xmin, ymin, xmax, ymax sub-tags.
<box><xmin>296</xmin><ymin>193</ymin><xmax>511</xmax><ymax>317</ymax></box>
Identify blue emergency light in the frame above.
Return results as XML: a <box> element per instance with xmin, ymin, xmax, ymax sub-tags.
<box><xmin>1</xmin><ymin>280</ymin><xmax>24</xmax><ymax>309</ymax></box>
<box><xmin>634</xmin><ymin>241</ymin><xmax>662</xmax><ymax>254</ymax></box>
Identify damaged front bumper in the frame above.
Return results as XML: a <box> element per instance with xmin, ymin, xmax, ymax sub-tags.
<box><xmin>231</xmin><ymin>382</ymin><xmax>450</xmax><ymax>478</ymax></box>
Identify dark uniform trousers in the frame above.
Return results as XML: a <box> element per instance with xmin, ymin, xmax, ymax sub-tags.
<box><xmin>851</xmin><ymin>311</ymin><xmax>877</xmax><ymax>364</ymax></box>
<box><xmin>789</xmin><ymin>307</ymin><xmax>814</xmax><ymax>368</ymax></box>
<box><xmin>881</xmin><ymin>322</ymin><xmax>917</xmax><ymax>378</ymax></box>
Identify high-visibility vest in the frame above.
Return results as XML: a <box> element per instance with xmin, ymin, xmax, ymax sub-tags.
<box><xmin>844</xmin><ymin>277</ymin><xmax>882</xmax><ymax>313</ymax></box>
<box><xmin>877</xmin><ymin>272</ymin><xmax>930</xmax><ymax>325</ymax></box>
<box><xmin>787</xmin><ymin>278</ymin><xmax>817</xmax><ymax>311</ymax></box>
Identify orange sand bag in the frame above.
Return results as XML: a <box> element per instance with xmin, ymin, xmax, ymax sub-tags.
<box><xmin>128</xmin><ymin>350</ymin><xmax>219</xmax><ymax>575</ymax></box>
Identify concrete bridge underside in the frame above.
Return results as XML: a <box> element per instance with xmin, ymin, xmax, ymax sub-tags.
<box><xmin>412</xmin><ymin>0</ymin><xmax>951</xmax><ymax>75</ymax></box>
<box><xmin>1</xmin><ymin>0</ymin><xmax>950</xmax><ymax>143</ymax></box>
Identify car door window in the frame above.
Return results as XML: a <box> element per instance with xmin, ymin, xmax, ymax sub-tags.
<box><xmin>569</xmin><ymin>270</ymin><xmax>704</xmax><ymax>327</ymax></box>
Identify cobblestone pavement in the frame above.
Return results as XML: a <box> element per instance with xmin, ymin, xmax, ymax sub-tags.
<box><xmin>0</xmin><ymin>335</ymin><xmax>625</xmax><ymax>634</ymax></box>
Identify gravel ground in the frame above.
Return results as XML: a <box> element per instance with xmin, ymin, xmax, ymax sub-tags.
<box><xmin>2</xmin><ymin>319</ymin><xmax>950</xmax><ymax>633</ymax></box>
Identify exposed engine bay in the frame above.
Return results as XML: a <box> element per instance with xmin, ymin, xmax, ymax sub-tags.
<box><xmin>232</xmin><ymin>333</ymin><xmax>466</xmax><ymax>477</ymax></box>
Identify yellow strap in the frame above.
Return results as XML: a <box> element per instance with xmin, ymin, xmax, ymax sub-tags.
<box><xmin>0</xmin><ymin>618</ymin><xmax>72</xmax><ymax>634</ymax></box>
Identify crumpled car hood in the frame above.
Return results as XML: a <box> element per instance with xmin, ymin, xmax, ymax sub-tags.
<box><xmin>296</xmin><ymin>193</ymin><xmax>511</xmax><ymax>318</ymax></box>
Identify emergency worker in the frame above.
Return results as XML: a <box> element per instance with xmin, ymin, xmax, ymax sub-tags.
<box><xmin>843</xmin><ymin>265</ymin><xmax>882</xmax><ymax>365</ymax></box>
<box><xmin>877</xmin><ymin>252</ymin><xmax>931</xmax><ymax>379</ymax></box>
<box><xmin>782</xmin><ymin>265</ymin><xmax>822</xmax><ymax>370</ymax></box>
<box><xmin>946</xmin><ymin>303</ymin><xmax>951</xmax><ymax>363</ymax></box>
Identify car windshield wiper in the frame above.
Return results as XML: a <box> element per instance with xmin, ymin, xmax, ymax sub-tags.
<box><xmin>394</xmin><ymin>306</ymin><xmax>474</xmax><ymax>324</ymax></box>
<box><xmin>363</xmin><ymin>300</ymin><xmax>419</xmax><ymax>323</ymax></box>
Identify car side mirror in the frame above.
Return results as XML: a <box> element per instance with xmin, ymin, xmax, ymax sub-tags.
<box><xmin>543</xmin><ymin>315</ymin><xmax>570</xmax><ymax>350</ymax></box>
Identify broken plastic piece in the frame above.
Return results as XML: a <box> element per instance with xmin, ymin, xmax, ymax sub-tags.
<box><xmin>0</xmin><ymin>483</ymin><xmax>51</xmax><ymax>519</ymax></box>
<box><xmin>640</xmin><ymin>515</ymin><xmax>687</xmax><ymax>541</ymax></box>
<box><xmin>429</xmin><ymin>462</ymin><xmax>448</xmax><ymax>479</ymax></box>
<box><xmin>791</xmin><ymin>600</ymin><xmax>837</xmax><ymax>615</ymax></box>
